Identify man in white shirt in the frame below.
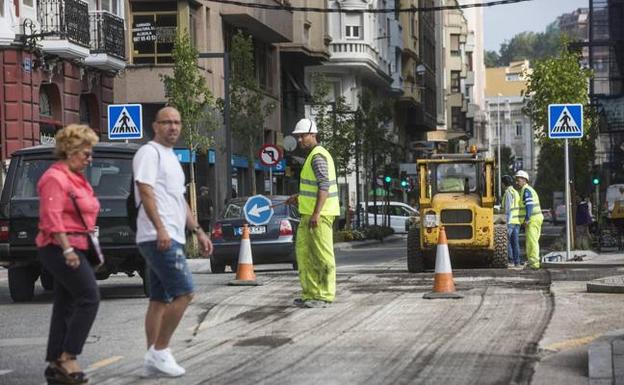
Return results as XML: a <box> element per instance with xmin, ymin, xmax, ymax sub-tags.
<box><xmin>133</xmin><ymin>106</ymin><xmax>212</xmax><ymax>377</ymax></box>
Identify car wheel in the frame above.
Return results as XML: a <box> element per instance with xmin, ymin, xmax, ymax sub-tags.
<box><xmin>40</xmin><ymin>268</ymin><xmax>54</xmax><ymax>291</ymax></box>
<box><xmin>210</xmin><ymin>257</ymin><xmax>226</xmax><ymax>274</ymax></box>
<box><xmin>9</xmin><ymin>265</ymin><xmax>38</xmax><ymax>302</ymax></box>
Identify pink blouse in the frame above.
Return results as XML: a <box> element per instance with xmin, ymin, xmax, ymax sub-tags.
<box><xmin>36</xmin><ymin>162</ymin><xmax>100</xmax><ymax>250</ymax></box>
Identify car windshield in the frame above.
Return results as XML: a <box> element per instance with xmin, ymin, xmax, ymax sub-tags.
<box><xmin>436</xmin><ymin>163</ymin><xmax>477</xmax><ymax>193</ymax></box>
<box><xmin>222</xmin><ymin>199</ymin><xmax>290</xmax><ymax>219</ymax></box>
<box><xmin>12</xmin><ymin>157</ymin><xmax>132</xmax><ymax>198</ymax></box>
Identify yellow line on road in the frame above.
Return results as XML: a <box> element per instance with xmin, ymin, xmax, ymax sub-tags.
<box><xmin>543</xmin><ymin>335</ymin><xmax>601</xmax><ymax>352</ymax></box>
<box><xmin>86</xmin><ymin>356</ymin><xmax>124</xmax><ymax>372</ymax></box>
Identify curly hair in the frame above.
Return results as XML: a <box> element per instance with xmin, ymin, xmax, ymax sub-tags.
<box><xmin>54</xmin><ymin>124</ymin><xmax>99</xmax><ymax>159</ymax></box>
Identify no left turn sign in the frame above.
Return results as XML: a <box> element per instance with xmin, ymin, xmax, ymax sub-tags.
<box><xmin>259</xmin><ymin>144</ymin><xmax>282</xmax><ymax>166</ymax></box>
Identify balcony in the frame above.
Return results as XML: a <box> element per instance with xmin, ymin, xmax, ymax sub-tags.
<box><xmin>38</xmin><ymin>0</ymin><xmax>90</xmax><ymax>59</ymax></box>
<box><xmin>84</xmin><ymin>11</ymin><xmax>126</xmax><ymax>71</ymax></box>
<box><xmin>329</xmin><ymin>42</ymin><xmax>392</xmax><ymax>83</ymax></box>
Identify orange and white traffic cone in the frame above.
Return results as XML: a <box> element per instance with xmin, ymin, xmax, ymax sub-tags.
<box><xmin>423</xmin><ymin>226</ymin><xmax>463</xmax><ymax>299</ymax></box>
<box><xmin>229</xmin><ymin>224</ymin><xmax>261</xmax><ymax>286</ymax></box>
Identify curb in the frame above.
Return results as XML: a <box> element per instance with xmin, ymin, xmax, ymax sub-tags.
<box><xmin>187</xmin><ymin>258</ymin><xmax>212</xmax><ymax>274</ymax></box>
<box><xmin>588</xmin><ymin>329</ymin><xmax>624</xmax><ymax>384</ymax></box>
<box><xmin>586</xmin><ymin>275</ymin><xmax>624</xmax><ymax>293</ymax></box>
<box><xmin>333</xmin><ymin>234</ymin><xmax>406</xmax><ymax>251</ymax></box>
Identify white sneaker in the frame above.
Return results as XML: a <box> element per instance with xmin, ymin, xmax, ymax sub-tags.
<box><xmin>143</xmin><ymin>346</ymin><xmax>186</xmax><ymax>377</ymax></box>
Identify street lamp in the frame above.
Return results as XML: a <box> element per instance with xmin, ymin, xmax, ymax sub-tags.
<box><xmin>497</xmin><ymin>92</ymin><xmax>502</xmax><ymax>200</ymax></box>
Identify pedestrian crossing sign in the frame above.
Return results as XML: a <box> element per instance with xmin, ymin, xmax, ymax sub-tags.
<box><xmin>107</xmin><ymin>104</ymin><xmax>143</xmax><ymax>140</ymax></box>
<box><xmin>548</xmin><ymin>104</ymin><xmax>583</xmax><ymax>139</ymax></box>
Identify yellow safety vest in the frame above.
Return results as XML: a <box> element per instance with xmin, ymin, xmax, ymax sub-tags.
<box><xmin>519</xmin><ymin>184</ymin><xmax>543</xmax><ymax>222</ymax></box>
<box><xmin>298</xmin><ymin>146</ymin><xmax>340</xmax><ymax>216</ymax></box>
<box><xmin>502</xmin><ymin>185</ymin><xmax>521</xmax><ymax>225</ymax></box>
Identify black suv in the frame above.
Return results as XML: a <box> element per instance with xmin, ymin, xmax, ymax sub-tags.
<box><xmin>0</xmin><ymin>142</ymin><xmax>146</xmax><ymax>302</ymax></box>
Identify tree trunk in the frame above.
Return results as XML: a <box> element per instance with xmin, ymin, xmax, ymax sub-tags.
<box><xmin>188</xmin><ymin>146</ymin><xmax>198</xmax><ymax>253</ymax></box>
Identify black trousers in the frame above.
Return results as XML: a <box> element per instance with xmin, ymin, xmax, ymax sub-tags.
<box><xmin>37</xmin><ymin>245</ymin><xmax>100</xmax><ymax>362</ymax></box>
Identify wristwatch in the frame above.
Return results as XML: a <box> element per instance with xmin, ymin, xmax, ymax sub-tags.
<box><xmin>191</xmin><ymin>226</ymin><xmax>202</xmax><ymax>234</ymax></box>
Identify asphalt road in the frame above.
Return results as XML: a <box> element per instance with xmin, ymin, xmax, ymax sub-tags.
<box><xmin>1</xmin><ymin>227</ymin><xmax>620</xmax><ymax>385</ymax></box>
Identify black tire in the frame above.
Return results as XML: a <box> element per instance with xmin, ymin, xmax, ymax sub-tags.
<box><xmin>407</xmin><ymin>226</ymin><xmax>425</xmax><ymax>273</ymax></box>
<box><xmin>490</xmin><ymin>226</ymin><xmax>509</xmax><ymax>268</ymax></box>
<box><xmin>210</xmin><ymin>257</ymin><xmax>226</xmax><ymax>274</ymax></box>
<box><xmin>40</xmin><ymin>268</ymin><xmax>54</xmax><ymax>291</ymax></box>
<box><xmin>8</xmin><ymin>266</ymin><xmax>38</xmax><ymax>302</ymax></box>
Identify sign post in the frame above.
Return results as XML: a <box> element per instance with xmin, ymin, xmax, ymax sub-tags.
<box><xmin>258</xmin><ymin>144</ymin><xmax>282</xmax><ymax>195</ymax></box>
<box><xmin>548</xmin><ymin>103</ymin><xmax>583</xmax><ymax>261</ymax></box>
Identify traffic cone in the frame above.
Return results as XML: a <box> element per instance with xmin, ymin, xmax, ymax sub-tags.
<box><xmin>423</xmin><ymin>226</ymin><xmax>463</xmax><ymax>299</ymax></box>
<box><xmin>229</xmin><ymin>224</ymin><xmax>261</xmax><ymax>286</ymax></box>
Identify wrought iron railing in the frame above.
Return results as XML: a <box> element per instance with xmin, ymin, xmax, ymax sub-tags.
<box><xmin>38</xmin><ymin>0</ymin><xmax>90</xmax><ymax>48</ymax></box>
<box><xmin>89</xmin><ymin>11</ymin><xmax>125</xmax><ymax>60</ymax></box>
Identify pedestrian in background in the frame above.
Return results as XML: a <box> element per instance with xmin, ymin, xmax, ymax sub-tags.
<box><xmin>576</xmin><ymin>195</ymin><xmax>593</xmax><ymax>250</ymax></box>
<box><xmin>133</xmin><ymin>107</ymin><xmax>213</xmax><ymax>377</ymax></box>
<box><xmin>515</xmin><ymin>170</ymin><xmax>544</xmax><ymax>270</ymax></box>
<box><xmin>197</xmin><ymin>186</ymin><xmax>213</xmax><ymax>232</ymax></box>
<box><xmin>501</xmin><ymin>175</ymin><xmax>522</xmax><ymax>267</ymax></box>
<box><xmin>36</xmin><ymin>124</ymin><xmax>101</xmax><ymax>385</ymax></box>
<box><xmin>285</xmin><ymin>118</ymin><xmax>340</xmax><ymax>308</ymax></box>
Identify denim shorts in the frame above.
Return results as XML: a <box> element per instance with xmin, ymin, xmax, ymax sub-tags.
<box><xmin>138</xmin><ymin>240</ymin><xmax>194</xmax><ymax>303</ymax></box>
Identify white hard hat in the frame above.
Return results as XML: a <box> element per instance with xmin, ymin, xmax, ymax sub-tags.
<box><xmin>515</xmin><ymin>170</ymin><xmax>530</xmax><ymax>181</ymax></box>
<box><xmin>292</xmin><ymin>118</ymin><xmax>317</xmax><ymax>134</ymax></box>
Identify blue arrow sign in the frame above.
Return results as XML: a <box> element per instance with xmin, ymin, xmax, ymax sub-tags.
<box><xmin>243</xmin><ymin>195</ymin><xmax>274</xmax><ymax>226</ymax></box>
<box><xmin>548</xmin><ymin>104</ymin><xmax>583</xmax><ymax>139</ymax></box>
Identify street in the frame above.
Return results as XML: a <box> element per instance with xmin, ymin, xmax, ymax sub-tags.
<box><xmin>1</xmin><ymin>229</ymin><xmax>623</xmax><ymax>385</ymax></box>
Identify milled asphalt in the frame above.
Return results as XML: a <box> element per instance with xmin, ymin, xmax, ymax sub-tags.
<box><xmin>543</xmin><ymin>249</ymin><xmax>624</xmax><ymax>385</ymax></box>
<box><xmin>190</xmin><ymin>237</ymin><xmax>624</xmax><ymax>384</ymax></box>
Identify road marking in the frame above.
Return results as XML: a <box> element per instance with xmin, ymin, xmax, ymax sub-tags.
<box><xmin>86</xmin><ymin>356</ymin><xmax>124</xmax><ymax>373</ymax></box>
<box><xmin>0</xmin><ymin>370</ymin><xmax>12</xmax><ymax>376</ymax></box>
<box><xmin>543</xmin><ymin>334</ymin><xmax>600</xmax><ymax>352</ymax></box>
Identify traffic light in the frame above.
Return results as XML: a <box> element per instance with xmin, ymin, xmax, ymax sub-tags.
<box><xmin>400</xmin><ymin>179</ymin><xmax>408</xmax><ymax>189</ymax></box>
<box><xmin>384</xmin><ymin>175</ymin><xmax>392</xmax><ymax>184</ymax></box>
<box><xmin>592</xmin><ymin>177</ymin><xmax>600</xmax><ymax>185</ymax></box>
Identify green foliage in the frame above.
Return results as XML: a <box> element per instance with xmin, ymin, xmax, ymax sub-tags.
<box><xmin>226</xmin><ymin>30</ymin><xmax>276</xmax><ymax>194</ymax></box>
<box><xmin>333</xmin><ymin>226</ymin><xmax>393</xmax><ymax>242</ymax></box>
<box><xmin>160</xmin><ymin>30</ymin><xmax>216</xmax><ymax>152</ymax></box>
<box><xmin>309</xmin><ymin>73</ymin><xmax>355</xmax><ymax>177</ymax></box>
<box><xmin>484</xmin><ymin>50</ymin><xmax>501</xmax><ymax>68</ymax></box>
<box><xmin>522</xmin><ymin>42</ymin><xmax>596</xmax><ymax>207</ymax></box>
<box><xmin>487</xmin><ymin>22</ymin><xmax>564</xmax><ymax>67</ymax></box>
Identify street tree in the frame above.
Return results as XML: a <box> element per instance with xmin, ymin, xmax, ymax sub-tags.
<box><xmin>522</xmin><ymin>41</ymin><xmax>595</xmax><ymax>207</ymax></box>
<box><xmin>227</xmin><ymin>30</ymin><xmax>276</xmax><ymax>195</ymax></box>
<box><xmin>161</xmin><ymin>30</ymin><xmax>216</xmax><ymax>218</ymax></box>
<box><xmin>309</xmin><ymin>73</ymin><xmax>355</xmax><ymax>180</ymax></box>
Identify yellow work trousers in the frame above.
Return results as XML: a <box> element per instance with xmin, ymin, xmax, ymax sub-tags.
<box><xmin>295</xmin><ymin>215</ymin><xmax>336</xmax><ymax>302</ymax></box>
<box><xmin>525</xmin><ymin>218</ymin><xmax>543</xmax><ymax>268</ymax></box>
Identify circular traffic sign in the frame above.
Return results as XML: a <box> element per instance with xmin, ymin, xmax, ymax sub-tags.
<box><xmin>259</xmin><ymin>144</ymin><xmax>282</xmax><ymax>166</ymax></box>
<box><xmin>283</xmin><ymin>135</ymin><xmax>297</xmax><ymax>152</ymax></box>
<box><xmin>243</xmin><ymin>195</ymin><xmax>274</xmax><ymax>226</ymax></box>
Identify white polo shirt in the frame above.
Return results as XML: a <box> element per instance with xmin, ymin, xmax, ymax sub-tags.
<box><xmin>133</xmin><ymin>141</ymin><xmax>187</xmax><ymax>244</ymax></box>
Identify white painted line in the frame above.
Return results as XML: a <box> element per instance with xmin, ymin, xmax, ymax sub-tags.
<box><xmin>0</xmin><ymin>370</ymin><xmax>12</xmax><ymax>376</ymax></box>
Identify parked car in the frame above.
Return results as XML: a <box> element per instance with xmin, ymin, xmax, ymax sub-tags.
<box><xmin>359</xmin><ymin>201</ymin><xmax>419</xmax><ymax>234</ymax></box>
<box><xmin>553</xmin><ymin>204</ymin><xmax>567</xmax><ymax>225</ymax></box>
<box><xmin>0</xmin><ymin>143</ymin><xmax>145</xmax><ymax>302</ymax></box>
<box><xmin>541</xmin><ymin>209</ymin><xmax>553</xmax><ymax>223</ymax></box>
<box><xmin>210</xmin><ymin>196</ymin><xmax>299</xmax><ymax>273</ymax></box>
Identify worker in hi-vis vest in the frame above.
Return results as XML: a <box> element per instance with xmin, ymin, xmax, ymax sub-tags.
<box><xmin>285</xmin><ymin>118</ymin><xmax>340</xmax><ymax>308</ymax></box>
<box><xmin>515</xmin><ymin>170</ymin><xmax>543</xmax><ymax>269</ymax></box>
<box><xmin>501</xmin><ymin>175</ymin><xmax>522</xmax><ymax>267</ymax></box>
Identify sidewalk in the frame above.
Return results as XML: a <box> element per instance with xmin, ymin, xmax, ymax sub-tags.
<box><xmin>541</xmin><ymin>249</ymin><xmax>624</xmax><ymax>385</ymax></box>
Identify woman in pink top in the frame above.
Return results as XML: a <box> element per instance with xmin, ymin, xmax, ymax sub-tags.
<box><xmin>37</xmin><ymin>124</ymin><xmax>100</xmax><ymax>385</ymax></box>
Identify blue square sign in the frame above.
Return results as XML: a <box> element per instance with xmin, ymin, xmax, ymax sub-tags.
<box><xmin>548</xmin><ymin>104</ymin><xmax>583</xmax><ymax>139</ymax></box>
<box><xmin>108</xmin><ymin>104</ymin><xmax>143</xmax><ymax>140</ymax></box>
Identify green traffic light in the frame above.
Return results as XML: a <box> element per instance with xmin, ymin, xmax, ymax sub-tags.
<box><xmin>400</xmin><ymin>180</ymin><xmax>408</xmax><ymax>187</ymax></box>
<box><xmin>384</xmin><ymin>176</ymin><xmax>392</xmax><ymax>183</ymax></box>
<box><xmin>592</xmin><ymin>178</ymin><xmax>600</xmax><ymax>185</ymax></box>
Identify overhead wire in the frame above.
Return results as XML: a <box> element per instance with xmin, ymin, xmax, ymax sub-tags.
<box><xmin>205</xmin><ymin>0</ymin><xmax>534</xmax><ymax>13</ymax></box>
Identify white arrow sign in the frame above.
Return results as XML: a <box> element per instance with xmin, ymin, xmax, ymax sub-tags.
<box><xmin>249</xmin><ymin>204</ymin><xmax>270</xmax><ymax>218</ymax></box>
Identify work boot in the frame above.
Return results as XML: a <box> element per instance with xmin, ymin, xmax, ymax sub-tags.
<box><xmin>304</xmin><ymin>300</ymin><xmax>329</xmax><ymax>308</ymax></box>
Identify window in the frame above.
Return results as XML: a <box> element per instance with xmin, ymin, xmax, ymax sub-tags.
<box><xmin>131</xmin><ymin>2</ymin><xmax>177</xmax><ymax>65</ymax></box>
<box><xmin>23</xmin><ymin>0</ymin><xmax>33</xmax><ymax>8</ymax></box>
<box><xmin>506</xmin><ymin>73</ymin><xmax>522</xmax><ymax>81</ymax></box>
<box><xmin>515</xmin><ymin>121</ymin><xmax>522</xmax><ymax>137</ymax></box>
<box><xmin>450</xmin><ymin>34</ymin><xmax>460</xmax><ymax>56</ymax></box>
<box><xmin>451</xmin><ymin>106</ymin><xmax>463</xmax><ymax>130</ymax></box>
<box><xmin>101</xmin><ymin>0</ymin><xmax>118</xmax><ymax>15</ymax></box>
<box><xmin>345</xmin><ymin>13</ymin><xmax>362</xmax><ymax>39</ymax></box>
<box><xmin>451</xmin><ymin>71</ymin><xmax>460</xmax><ymax>93</ymax></box>
<box><xmin>436</xmin><ymin>163</ymin><xmax>477</xmax><ymax>193</ymax></box>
